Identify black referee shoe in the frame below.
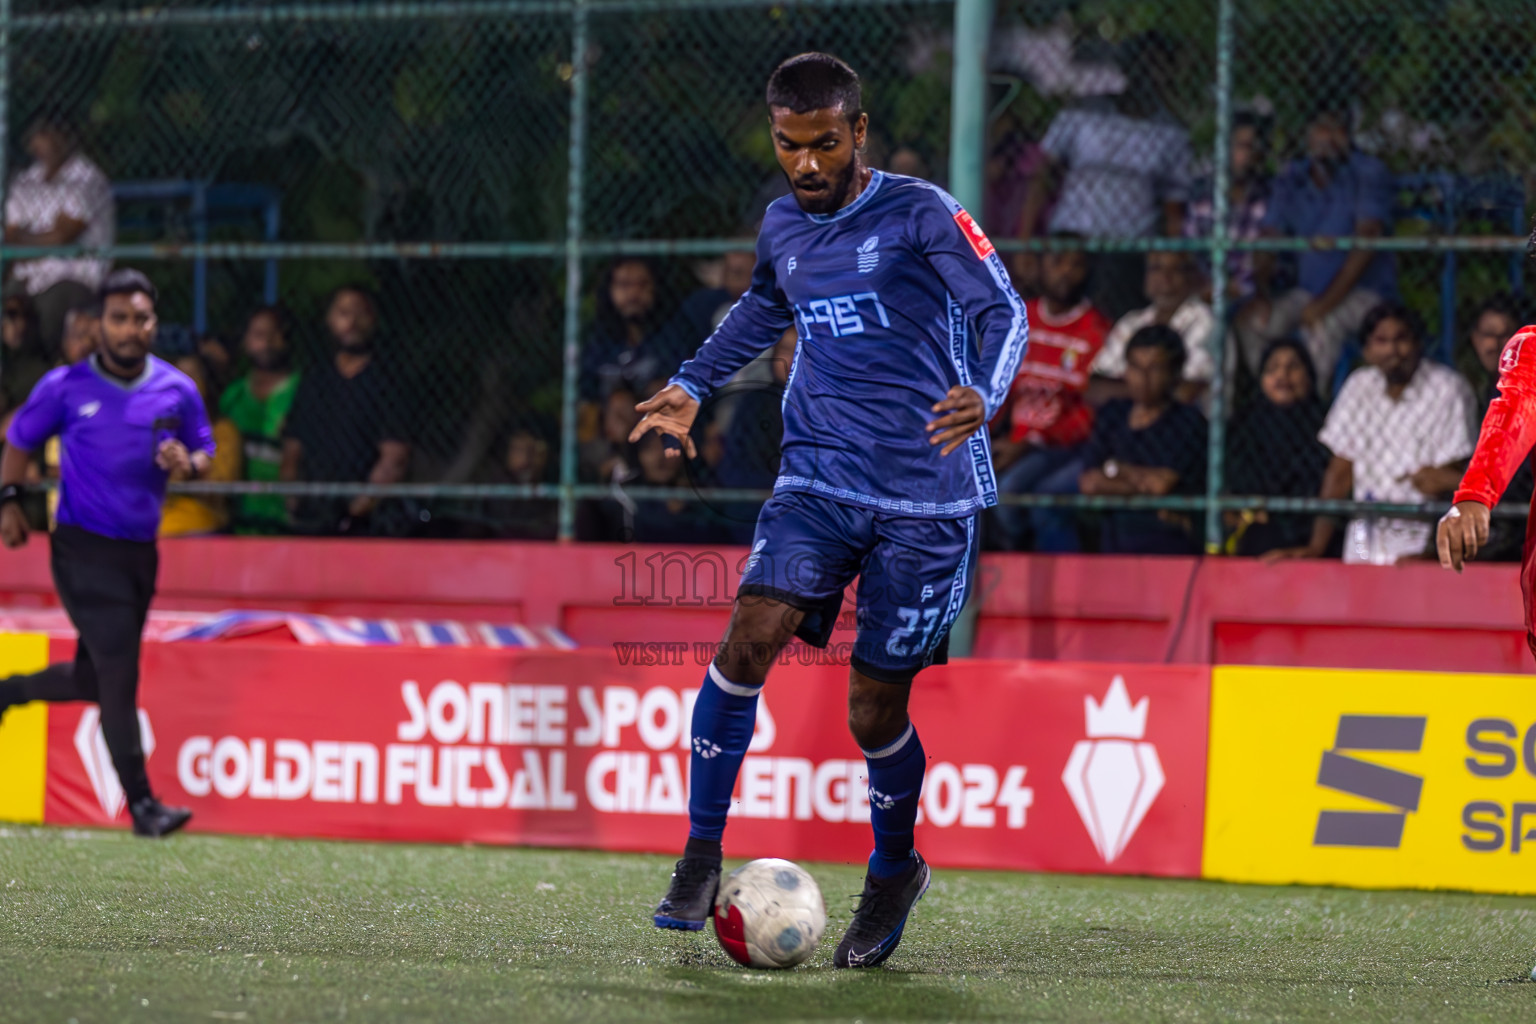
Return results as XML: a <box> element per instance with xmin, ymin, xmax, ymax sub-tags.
<box><xmin>130</xmin><ymin>797</ymin><xmax>191</xmax><ymax>838</ymax></box>
<box><xmin>653</xmin><ymin>857</ymin><xmax>720</xmax><ymax>931</ymax></box>
<box><xmin>833</xmin><ymin>851</ymin><xmax>931</xmax><ymax>969</ymax></box>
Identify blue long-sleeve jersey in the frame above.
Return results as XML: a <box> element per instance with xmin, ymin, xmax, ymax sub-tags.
<box><xmin>670</xmin><ymin>171</ymin><xmax>1029</xmax><ymax>518</ymax></box>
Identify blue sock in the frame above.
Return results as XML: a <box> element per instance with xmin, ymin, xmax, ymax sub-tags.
<box><xmin>864</xmin><ymin>723</ymin><xmax>926</xmax><ymax>878</ymax></box>
<box><xmin>686</xmin><ymin>664</ymin><xmax>762</xmax><ymax>848</ymax></box>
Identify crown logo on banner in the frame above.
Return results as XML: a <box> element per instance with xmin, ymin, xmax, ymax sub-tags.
<box><xmin>1084</xmin><ymin>675</ymin><xmax>1149</xmax><ymax>740</ymax></box>
<box><xmin>1062</xmin><ymin>676</ymin><xmax>1164</xmax><ymax>863</ymax></box>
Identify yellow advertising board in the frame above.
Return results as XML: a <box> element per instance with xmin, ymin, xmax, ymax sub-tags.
<box><xmin>1205</xmin><ymin>665</ymin><xmax>1536</xmax><ymax>894</ymax></box>
<box><xmin>0</xmin><ymin>633</ymin><xmax>49</xmax><ymax>824</ymax></box>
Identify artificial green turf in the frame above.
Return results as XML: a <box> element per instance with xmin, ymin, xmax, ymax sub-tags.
<box><xmin>0</xmin><ymin>826</ymin><xmax>1533</xmax><ymax>1023</ymax></box>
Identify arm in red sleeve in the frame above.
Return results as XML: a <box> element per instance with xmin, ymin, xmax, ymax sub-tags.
<box><xmin>1455</xmin><ymin>326</ymin><xmax>1536</xmax><ymax>507</ymax></box>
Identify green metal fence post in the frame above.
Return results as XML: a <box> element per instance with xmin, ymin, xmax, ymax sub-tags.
<box><xmin>1204</xmin><ymin>0</ymin><xmax>1235</xmax><ymax>553</ymax></box>
<box><xmin>558</xmin><ymin>0</ymin><xmax>590</xmax><ymax>542</ymax></box>
<box><xmin>946</xmin><ymin>0</ymin><xmax>991</xmax><ymax>658</ymax></box>
<box><xmin>947</xmin><ymin>0</ymin><xmax>991</xmax><ymax>214</ymax></box>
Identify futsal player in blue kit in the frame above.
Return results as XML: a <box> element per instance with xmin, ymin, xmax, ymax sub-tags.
<box><xmin>635</xmin><ymin>53</ymin><xmax>1028</xmax><ymax>967</ymax></box>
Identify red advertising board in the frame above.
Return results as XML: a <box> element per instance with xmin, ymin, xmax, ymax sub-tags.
<box><xmin>42</xmin><ymin>640</ymin><xmax>1209</xmax><ymax>877</ymax></box>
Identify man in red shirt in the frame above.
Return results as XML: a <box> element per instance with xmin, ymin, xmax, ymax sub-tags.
<box><xmin>1437</xmin><ymin>316</ymin><xmax>1536</xmax><ymax>651</ymax></box>
<box><xmin>991</xmin><ymin>237</ymin><xmax>1110</xmax><ymax>550</ymax></box>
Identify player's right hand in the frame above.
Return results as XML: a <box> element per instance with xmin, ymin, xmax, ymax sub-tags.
<box><xmin>1436</xmin><ymin>500</ymin><xmax>1491</xmax><ymax>573</ymax></box>
<box><xmin>630</xmin><ymin>384</ymin><xmax>700</xmax><ymax>459</ymax></box>
<box><xmin>0</xmin><ymin>502</ymin><xmax>29</xmax><ymax>550</ymax></box>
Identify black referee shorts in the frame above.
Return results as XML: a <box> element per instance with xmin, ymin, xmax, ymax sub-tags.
<box><xmin>51</xmin><ymin>523</ymin><xmax>159</xmax><ymax>655</ymax></box>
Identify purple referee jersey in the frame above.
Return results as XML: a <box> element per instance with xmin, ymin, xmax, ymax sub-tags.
<box><xmin>6</xmin><ymin>355</ymin><xmax>214</xmax><ymax>542</ymax></box>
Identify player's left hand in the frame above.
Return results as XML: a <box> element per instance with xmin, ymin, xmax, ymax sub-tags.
<box><xmin>630</xmin><ymin>384</ymin><xmax>700</xmax><ymax>459</ymax></box>
<box><xmin>927</xmin><ymin>386</ymin><xmax>986</xmax><ymax>457</ymax></box>
<box><xmin>1436</xmin><ymin>500</ymin><xmax>1491</xmax><ymax>572</ymax></box>
<box><xmin>156</xmin><ymin>438</ymin><xmax>192</xmax><ymax>477</ymax></box>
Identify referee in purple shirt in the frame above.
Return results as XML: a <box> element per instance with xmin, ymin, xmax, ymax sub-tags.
<box><xmin>0</xmin><ymin>269</ymin><xmax>214</xmax><ymax>837</ymax></box>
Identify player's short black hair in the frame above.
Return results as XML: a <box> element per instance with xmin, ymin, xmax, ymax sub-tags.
<box><xmin>1474</xmin><ymin>292</ymin><xmax>1523</xmax><ymax>327</ymax></box>
<box><xmin>509</xmin><ymin>414</ymin><xmax>557</xmax><ymax>445</ymax></box>
<box><xmin>98</xmin><ymin>268</ymin><xmax>158</xmax><ymax>306</ymax></box>
<box><xmin>247</xmin><ymin>302</ymin><xmax>296</xmax><ymax>342</ymax></box>
<box><xmin>766</xmin><ymin>52</ymin><xmax>862</xmax><ymax>123</ymax></box>
<box><xmin>1125</xmin><ymin>323</ymin><xmax>1187</xmax><ymax>379</ymax></box>
<box><xmin>327</xmin><ymin>282</ymin><xmax>378</xmax><ymax>315</ymax></box>
<box><xmin>1360</xmin><ymin>300</ymin><xmax>1425</xmax><ymax>347</ymax></box>
<box><xmin>26</xmin><ymin>111</ymin><xmax>76</xmax><ymax>146</ymax></box>
<box><xmin>1308</xmin><ymin>96</ymin><xmax>1351</xmax><ymax>130</ymax></box>
<box><xmin>1233</xmin><ymin>108</ymin><xmax>1265</xmax><ymax>132</ymax></box>
<box><xmin>1048</xmin><ymin>230</ymin><xmax>1096</xmax><ymax>273</ymax></box>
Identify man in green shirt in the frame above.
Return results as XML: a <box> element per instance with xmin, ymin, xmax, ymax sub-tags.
<box><xmin>220</xmin><ymin>305</ymin><xmax>299</xmax><ymax>533</ymax></box>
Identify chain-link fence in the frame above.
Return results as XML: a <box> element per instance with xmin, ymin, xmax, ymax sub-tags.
<box><xmin>0</xmin><ymin>0</ymin><xmax>1529</xmax><ymax>560</ymax></box>
<box><xmin>986</xmin><ymin>0</ymin><xmax>1532</xmax><ymax>563</ymax></box>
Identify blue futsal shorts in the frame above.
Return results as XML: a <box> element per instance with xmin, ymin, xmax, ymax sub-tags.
<box><xmin>737</xmin><ymin>491</ymin><xmax>979</xmax><ymax>684</ymax></box>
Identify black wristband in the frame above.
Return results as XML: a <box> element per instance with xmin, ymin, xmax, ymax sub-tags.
<box><xmin>0</xmin><ymin>483</ymin><xmax>23</xmax><ymax>507</ymax></box>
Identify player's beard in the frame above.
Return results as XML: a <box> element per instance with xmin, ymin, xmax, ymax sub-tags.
<box><xmin>100</xmin><ymin>343</ymin><xmax>147</xmax><ymax>377</ymax></box>
<box><xmin>1383</xmin><ymin>358</ymin><xmax>1420</xmax><ymax>389</ymax></box>
<box><xmin>1045</xmin><ymin>280</ymin><xmax>1086</xmax><ymax>310</ymax></box>
<box><xmin>790</xmin><ymin>159</ymin><xmax>859</xmax><ymax>215</ymax></box>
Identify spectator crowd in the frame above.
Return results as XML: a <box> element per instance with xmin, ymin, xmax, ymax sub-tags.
<box><xmin>980</xmin><ymin>82</ymin><xmax>1518</xmax><ymax>564</ymax></box>
<box><xmin>0</xmin><ymin>59</ymin><xmax>1529</xmax><ymax>565</ymax></box>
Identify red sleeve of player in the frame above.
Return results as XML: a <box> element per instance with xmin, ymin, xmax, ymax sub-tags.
<box><xmin>1455</xmin><ymin>325</ymin><xmax>1536</xmax><ymax>507</ymax></box>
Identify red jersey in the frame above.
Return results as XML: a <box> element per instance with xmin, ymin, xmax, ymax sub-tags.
<box><xmin>1454</xmin><ymin>326</ymin><xmax>1536</xmax><ymax>506</ymax></box>
<box><xmin>1454</xmin><ymin>324</ymin><xmax>1536</xmax><ymax>657</ymax></box>
<box><xmin>1003</xmin><ymin>297</ymin><xmax>1110</xmax><ymax>447</ymax></box>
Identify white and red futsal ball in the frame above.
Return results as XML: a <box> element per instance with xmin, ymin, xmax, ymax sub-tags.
<box><xmin>712</xmin><ymin>858</ymin><xmax>827</xmax><ymax>968</ymax></box>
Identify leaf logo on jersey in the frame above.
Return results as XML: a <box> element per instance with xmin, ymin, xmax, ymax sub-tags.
<box><xmin>953</xmin><ymin>209</ymin><xmax>995</xmax><ymax>260</ymax></box>
<box><xmin>856</xmin><ymin>235</ymin><xmax>880</xmax><ymax>274</ymax></box>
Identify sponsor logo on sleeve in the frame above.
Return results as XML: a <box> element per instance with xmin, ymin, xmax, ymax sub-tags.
<box><xmin>953</xmin><ymin>210</ymin><xmax>995</xmax><ymax>260</ymax></box>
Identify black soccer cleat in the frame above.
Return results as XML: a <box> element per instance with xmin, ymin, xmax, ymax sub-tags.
<box><xmin>833</xmin><ymin>851</ymin><xmax>931</xmax><ymax>969</ymax></box>
<box><xmin>652</xmin><ymin>857</ymin><xmax>721</xmax><ymax>931</ymax></box>
<box><xmin>130</xmin><ymin>797</ymin><xmax>192</xmax><ymax>839</ymax></box>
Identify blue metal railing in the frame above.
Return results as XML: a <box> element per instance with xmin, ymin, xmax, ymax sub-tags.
<box><xmin>112</xmin><ymin>179</ymin><xmax>282</xmax><ymax>334</ymax></box>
